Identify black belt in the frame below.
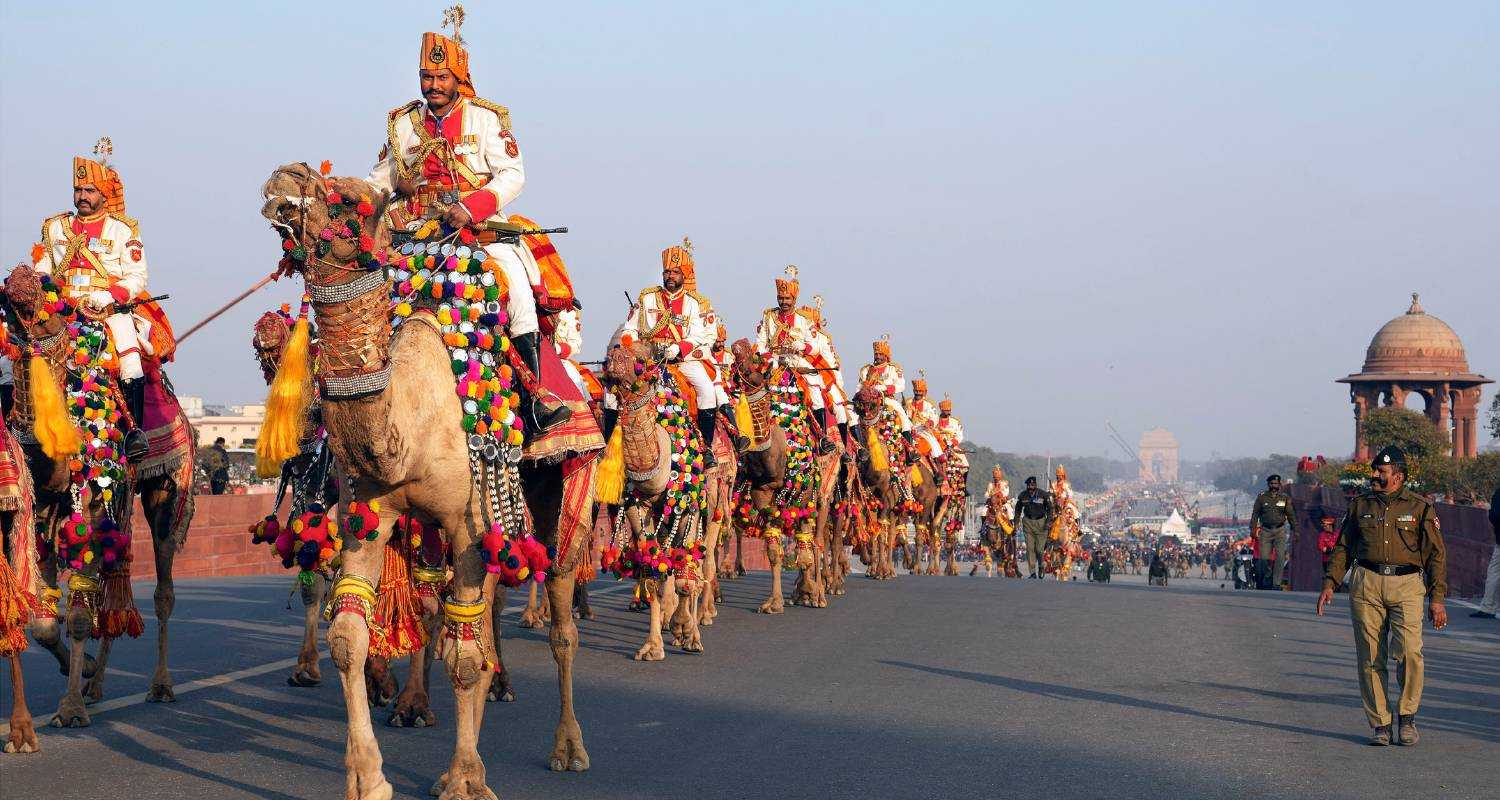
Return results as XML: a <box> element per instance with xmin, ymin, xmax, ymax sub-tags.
<box><xmin>1358</xmin><ymin>559</ymin><xmax>1419</xmax><ymax>577</ymax></box>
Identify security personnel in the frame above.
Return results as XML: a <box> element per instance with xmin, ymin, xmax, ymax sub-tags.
<box><xmin>1251</xmin><ymin>474</ymin><xmax>1297</xmax><ymax>589</ymax></box>
<box><xmin>1012</xmin><ymin>476</ymin><xmax>1055</xmax><ymax>579</ymax></box>
<box><xmin>1317</xmin><ymin>446</ymin><xmax>1448</xmax><ymax>747</ymax></box>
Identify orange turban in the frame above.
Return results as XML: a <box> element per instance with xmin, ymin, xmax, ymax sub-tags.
<box><xmin>938</xmin><ymin>398</ymin><xmax>953</xmax><ymax>413</ymax></box>
<box><xmin>872</xmin><ymin>339</ymin><xmax>891</xmax><ymax>358</ymax></box>
<box><xmin>421</xmin><ymin>32</ymin><xmax>475</xmax><ymax>98</ymax></box>
<box><xmin>73</xmin><ymin>156</ymin><xmax>125</xmax><ymax>215</ymax></box>
<box><xmin>1055</xmin><ymin>464</ymin><xmax>1067</xmax><ymax>478</ymax></box>
<box><xmin>662</xmin><ymin>241</ymin><xmax>695</xmax><ymax>291</ymax></box>
<box><xmin>912</xmin><ymin>378</ymin><xmax>928</xmax><ymax>395</ymax></box>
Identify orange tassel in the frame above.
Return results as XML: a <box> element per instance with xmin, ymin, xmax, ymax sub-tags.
<box><xmin>369</xmin><ymin>534</ymin><xmax>426</xmax><ymax>659</ymax></box>
<box><xmin>0</xmin><ymin>555</ymin><xmax>42</xmax><ymax>656</ymax></box>
<box><xmin>98</xmin><ymin>569</ymin><xmax>144</xmax><ymax>640</ymax></box>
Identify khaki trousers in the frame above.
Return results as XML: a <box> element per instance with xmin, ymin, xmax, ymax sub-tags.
<box><xmin>1022</xmin><ymin>517</ymin><xmax>1048</xmax><ymax>576</ymax></box>
<box><xmin>1257</xmin><ymin>524</ymin><xmax>1290</xmax><ymax>585</ymax></box>
<box><xmin>1349</xmin><ymin>567</ymin><xmax>1426</xmax><ymax>727</ymax></box>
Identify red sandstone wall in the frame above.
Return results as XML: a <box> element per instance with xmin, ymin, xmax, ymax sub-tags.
<box><xmin>126</xmin><ymin>493</ymin><xmax>776</xmax><ymax>582</ymax></box>
<box><xmin>1291</xmin><ymin>484</ymin><xmax>1493</xmax><ymax>599</ymax></box>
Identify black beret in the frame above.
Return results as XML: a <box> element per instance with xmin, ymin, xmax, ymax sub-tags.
<box><xmin>1373</xmin><ymin>446</ymin><xmax>1406</xmax><ymax>468</ymax></box>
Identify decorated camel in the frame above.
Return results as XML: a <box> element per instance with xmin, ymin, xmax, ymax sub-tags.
<box><xmin>260</xmin><ymin>164</ymin><xmax>602</xmax><ymax>798</ymax></box>
<box><xmin>724</xmin><ymin>340</ymin><xmax>823</xmax><ymax>613</ymax></box>
<box><xmin>2</xmin><ymin>264</ymin><xmax>196</xmax><ymax>729</ymax></box>
<box><xmin>791</xmin><ymin>428</ymin><xmax>842</xmax><ymax>608</ymax></box>
<box><xmin>596</xmin><ymin>339</ymin><xmax>715</xmax><ymax>660</ymax></box>
<box><xmin>1</xmin><ymin>411</ymin><xmax>40</xmax><ymax>753</ymax></box>
<box><xmin>851</xmin><ymin>384</ymin><xmax>937</xmax><ymax>579</ymax></box>
<box><xmin>1047</xmin><ymin>465</ymin><xmax>1082</xmax><ymax>580</ymax></box>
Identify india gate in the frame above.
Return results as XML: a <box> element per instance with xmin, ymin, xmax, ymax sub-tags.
<box><xmin>1138</xmin><ymin>428</ymin><xmax>1180</xmax><ymax>483</ymax></box>
<box><xmin>1337</xmin><ymin>293</ymin><xmax>1492</xmax><ymax>460</ymax></box>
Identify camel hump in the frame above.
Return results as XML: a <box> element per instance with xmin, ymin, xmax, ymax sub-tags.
<box><xmin>468</xmin><ymin>97</ymin><xmax>513</xmax><ymax>130</ymax></box>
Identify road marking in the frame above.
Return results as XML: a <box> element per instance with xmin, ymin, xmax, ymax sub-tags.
<box><xmin>2</xmin><ymin>581</ymin><xmax>634</xmax><ymax>733</ymax></box>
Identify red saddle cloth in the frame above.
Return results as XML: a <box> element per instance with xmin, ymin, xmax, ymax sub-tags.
<box><xmin>137</xmin><ymin>364</ymin><xmax>191</xmax><ymax>479</ymax></box>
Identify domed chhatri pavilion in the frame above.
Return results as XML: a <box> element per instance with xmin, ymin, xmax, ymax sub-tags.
<box><xmin>1337</xmin><ymin>293</ymin><xmax>1492</xmax><ymax>460</ymax></box>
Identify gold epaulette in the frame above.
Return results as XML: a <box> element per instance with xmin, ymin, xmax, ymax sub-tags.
<box><xmin>388</xmin><ymin>100</ymin><xmax>421</xmax><ymax>120</ymax></box>
<box><xmin>109</xmin><ymin>212</ymin><xmax>140</xmax><ymax>238</ymax></box>
<box><xmin>468</xmin><ymin>97</ymin><xmax>513</xmax><ymax>130</ymax></box>
<box><xmin>795</xmin><ymin>307</ymin><xmax>819</xmax><ymax>324</ymax></box>
<box><xmin>688</xmin><ymin>290</ymin><xmax>712</xmax><ymax>311</ymax></box>
<box><xmin>40</xmin><ymin>212</ymin><xmax>71</xmax><ymax>242</ymax></box>
<box><xmin>640</xmin><ymin>287</ymin><xmax>661</xmax><ymax>301</ymax></box>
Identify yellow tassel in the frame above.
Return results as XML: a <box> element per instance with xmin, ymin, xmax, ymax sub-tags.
<box><xmin>256</xmin><ymin>316</ymin><xmax>311</xmax><ymax>478</ymax></box>
<box><xmin>594</xmin><ymin>426</ymin><xmax>624</xmax><ymax>504</ymax></box>
<box><xmin>866</xmin><ymin>428</ymin><xmax>889</xmax><ymax>473</ymax></box>
<box><xmin>734</xmin><ymin>394</ymin><xmax>755</xmax><ymax>445</ymax></box>
<box><xmin>29</xmin><ymin>354</ymin><xmax>79</xmax><ymax>460</ymax></box>
<box><xmin>909</xmin><ymin>464</ymin><xmax>924</xmax><ymax>487</ymax></box>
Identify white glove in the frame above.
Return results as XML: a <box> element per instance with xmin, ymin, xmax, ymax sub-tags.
<box><xmin>664</xmin><ymin>343</ymin><xmax>681</xmax><ymax>361</ymax></box>
<box><xmin>86</xmin><ymin>290</ymin><xmax>113</xmax><ymax>310</ymax></box>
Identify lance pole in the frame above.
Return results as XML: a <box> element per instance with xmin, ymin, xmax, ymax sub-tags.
<box><xmin>175</xmin><ymin>271</ymin><xmax>280</xmax><ymax>345</ymax></box>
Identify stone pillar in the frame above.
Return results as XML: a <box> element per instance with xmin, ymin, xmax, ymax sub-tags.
<box><xmin>1351</xmin><ymin>385</ymin><xmax>1375</xmax><ymax>461</ymax></box>
<box><xmin>1451</xmin><ymin>386</ymin><xmax>1483</xmax><ymax>458</ymax></box>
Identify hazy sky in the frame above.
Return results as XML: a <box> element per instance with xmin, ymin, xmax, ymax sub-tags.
<box><xmin>2</xmin><ymin>1</ymin><xmax>1494</xmax><ymax>460</ymax></box>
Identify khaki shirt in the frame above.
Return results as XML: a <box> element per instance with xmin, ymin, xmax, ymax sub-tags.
<box><xmin>1324</xmin><ymin>487</ymin><xmax>1447</xmax><ymax>600</ymax></box>
<box><xmin>1251</xmin><ymin>489</ymin><xmax>1295</xmax><ymax>529</ymax></box>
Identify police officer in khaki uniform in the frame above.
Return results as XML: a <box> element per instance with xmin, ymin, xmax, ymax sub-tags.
<box><xmin>1012</xmin><ymin>477</ymin><xmax>1055</xmax><ymax>579</ymax></box>
<box><xmin>1317</xmin><ymin>446</ymin><xmax>1448</xmax><ymax>747</ymax></box>
<box><xmin>1251</xmin><ymin>474</ymin><xmax>1296</xmax><ymax>589</ymax></box>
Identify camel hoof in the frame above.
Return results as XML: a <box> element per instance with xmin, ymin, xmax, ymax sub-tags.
<box><xmin>518</xmin><ymin>609</ymin><xmax>544</xmax><ymax>629</ymax></box>
<box><xmin>4</xmin><ymin>721</ymin><xmax>39</xmax><ymax>754</ymax></box>
<box><xmin>757</xmin><ymin>602</ymin><xmax>784</xmax><ymax>615</ymax></box>
<box><xmin>146</xmin><ymin>684</ymin><xmax>176</xmax><ymax>703</ymax></box>
<box><xmin>286</xmin><ymin>670</ymin><xmax>321</xmax><ymax>687</ymax></box>
<box><xmin>633</xmin><ymin>644</ymin><xmax>665</xmax><ymax>661</ymax></box>
<box><xmin>49</xmin><ymin>711</ymin><xmax>90</xmax><ymax>728</ymax></box>
<box><xmin>682</xmin><ymin>641</ymin><xmax>704</xmax><ymax>654</ymax></box>
<box><xmin>486</xmin><ymin>674</ymin><xmax>516</xmax><ymax>703</ymax></box>
<box><xmin>549</xmin><ymin>756</ymin><xmax>588</xmax><ymax>773</ymax></box>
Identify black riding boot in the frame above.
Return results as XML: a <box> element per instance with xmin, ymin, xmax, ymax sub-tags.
<box><xmin>696</xmin><ymin>408</ymin><xmax>718</xmax><ymax>468</ymax></box>
<box><xmin>512</xmin><ymin>332</ymin><xmax>571</xmax><ymax>435</ymax></box>
<box><xmin>718</xmin><ymin>404</ymin><xmax>748</xmax><ymax>450</ymax></box>
<box><xmin>601</xmin><ymin>406</ymin><xmax>619</xmax><ymax>441</ymax></box>
<box><xmin>122</xmin><ymin>377</ymin><xmax>149</xmax><ymax>462</ymax></box>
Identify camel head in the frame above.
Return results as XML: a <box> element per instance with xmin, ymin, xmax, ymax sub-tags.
<box><xmin>261</xmin><ymin>163</ymin><xmax>392</xmax><ymax>286</ymax></box>
<box><xmin>252</xmin><ymin>310</ymin><xmax>294</xmax><ymax>385</ymax></box>
<box><xmin>1</xmin><ymin>262</ymin><xmax>66</xmax><ymax>339</ymax></box>
<box><xmin>604</xmin><ymin>339</ymin><xmax>659</xmax><ymax>404</ymax></box>
<box><xmin>730</xmin><ymin>338</ymin><xmax>767</xmax><ymax>390</ymax></box>
<box><xmin>853</xmin><ymin>383</ymin><xmax>884</xmax><ymax>422</ymax></box>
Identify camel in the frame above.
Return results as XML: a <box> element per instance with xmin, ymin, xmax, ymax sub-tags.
<box><xmin>931</xmin><ymin>458</ymin><xmax>970</xmax><ymax>576</ymax></box>
<box><xmin>725</xmin><ymin>340</ymin><xmax>823</xmax><ymax>614</ymax></box>
<box><xmin>252</xmin><ymin>310</ymin><xmax>504</xmax><ymax>723</ymax></box>
<box><xmin>1</xmin><ymin>412</ymin><xmax>40</xmax><ymax>753</ymax></box>
<box><xmin>851</xmin><ymin>384</ymin><xmax>935</xmax><ymax>580</ymax></box>
<box><xmin>599</xmin><ymin>341</ymin><xmax>715</xmax><ymax>660</ymax></box>
<box><xmin>3</xmin><ymin>264</ymin><xmax>196</xmax><ymax>730</ymax></box>
<box><xmin>261</xmin><ymin>164</ymin><xmax>600</xmax><ymax>799</ymax></box>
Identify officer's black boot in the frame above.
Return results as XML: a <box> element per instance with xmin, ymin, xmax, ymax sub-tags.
<box><xmin>122</xmin><ymin>377</ymin><xmax>149</xmax><ymax>462</ymax></box>
<box><xmin>719</xmin><ymin>404</ymin><xmax>749</xmax><ymax>450</ymax></box>
<box><xmin>696</xmin><ymin>408</ymin><xmax>718</xmax><ymax>468</ymax></box>
<box><xmin>513</xmin><ymin>332</ymin><xmax>571</xmax><ymax>434</ymax></box>
<box><xmin>601</xmin><ymin>406</ymin><xmax>619</xmax><ymax>441</ymax></box>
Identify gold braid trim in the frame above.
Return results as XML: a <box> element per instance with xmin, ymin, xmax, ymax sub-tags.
<box><xmin>443</xmin><ymin>597</ymin><xmax>486</xmax><ymax>624</ymax></box>
<box><xmin>325</xmin><ymin>574</ymin><xmax>377</xmax><ymax>621</ymax></box>
<box><xmin>68</xmin><ymin>573</ymin><xmax>102</xmax><ymax>593</ymax></box>
<box><xmin>468</xmin><ymin>97</ymin><xmax>512</xmax><ymax>131</ymax></box>
<box><xmin>412</xmin><ymin>566</ymin><xmax>447</xmax><ymax>585</ymax></box>
<box><xmin>386</xmin><ymin>100</ymin><xmax>424</xmax><ymax>182</ymax></box>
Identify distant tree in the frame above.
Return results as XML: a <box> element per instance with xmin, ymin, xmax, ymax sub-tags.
<box><xmin>962</xmin><ymin>445</ymin><xmax>1129</xmax><ymax>496</ymax></box>
<box><xmin>1208</xmin><ymin>454</ymin><xmax>1300</xmax><ymax>493</ymax></box>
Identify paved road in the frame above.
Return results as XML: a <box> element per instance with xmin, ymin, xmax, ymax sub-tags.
<box><xmin>2</xmin><ymin>569</ymin><xmax>1496</xmax><ymax>799</ymax></box>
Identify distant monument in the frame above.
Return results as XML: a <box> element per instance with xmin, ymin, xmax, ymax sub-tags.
<box><xmin>1138</xmin><ymin>428</ymin><xmax>1179</xmax><ymax>483</ymax></box>
<box><xmin>1336</xmin><ymin>294</ymin><xmax>1492</xmax><ymax>460</ymax></box>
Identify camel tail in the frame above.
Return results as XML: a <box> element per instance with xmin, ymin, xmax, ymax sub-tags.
<box><xmin>256</xmin><ymin>315</ymin><xmax>311</xmax><ymax>477</ymax></box>
<box><xmin>28</xmin><ymin>352</ymin><xmax>79</xmax><ymax>460</ymax></box>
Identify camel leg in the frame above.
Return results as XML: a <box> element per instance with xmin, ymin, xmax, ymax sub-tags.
<box><xmin>733</xmin><ymin>526</ymin><xmax>746</xmax><ymax>578</ymax></box>
<box><xmin>635</xmin><ymin>578</ymin><xmax>666</xmax><ymax>661</ymax></box>
<box><xmin>49</xmin><ymin>607</ymin><xmax>91</xmax><ymax>728</ymax></box>
<box><xmin>698</xmin><ymin>529</ymin><xmax>718</xmax><ymax>626</ymax></box>
<box><xmin>137</xmin><ymin>478</ymin><xmax>185</xmax><ymax>703</ymax></box>
<box><xmin>672</xmin><ymin>576</ymin><xmax>702</xmax><ymax>653</ymax></box>
<box><xmin>544</xmin><ymin>572</ymin><xmax>589</xmax><ymax>772</ymax></box>
<box><xmin>428</xmin><ymin>540</ymin><xmax>496</xmax><ymax>800</ymax></box>
<box><xmin>327</xmin><ymin>510</ymin><xmax>396</xmax><ymax>800</ymax></box>
<box><xmin>4</xmin><ymin>654</ymin><xmax>39</xmax><ymax>753</ymax></box>
<box><xmin>518</xmin><ymin>580</ymin><xmax>544</xmax><ymax>629</ymax></box>
<box><xmin>486</xmin><ymin>582</ymin><xmax>516</xmax><ymax>703</ymax></box>
<box><xmin>390</xmin><ymin>592</ymin><xmax>441</xmax><ymax>726</ymax></box>
<box><xmin>572</xmin><ymin>578</ymin><xmax>594</xmax><ymax>621</ymax></box>
<box><xmin>82</xmin><ymin>636</ymin><xmax>113</xmax><ymax>704</ymax></box>
<box><xmin>758</xmin><ymin>537</ymin><xmax>785</xmax><ymax>614</ymax></box>
<box><xmin>289</xmin><ymin>573</ymin><xmax>325</xmax><ymax>687</ymax></box>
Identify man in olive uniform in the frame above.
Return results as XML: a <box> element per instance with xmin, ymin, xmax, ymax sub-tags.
<box><xmin>1251</xmin><ymin>474</ymin><xmax>1296</xmax><ymax>589</ymax></box>
<box><xmin>1012</xmin><ymin>476</ymin><xmax>1055</xmax><ymax>579</ymax></box>
<box><xmin>1317</xmin><ymin>446</ymin><xmax>1448</xmax><ymax>747</ymax></box>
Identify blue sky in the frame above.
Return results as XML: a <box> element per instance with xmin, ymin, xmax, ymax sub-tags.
<box><xmin>2</xmin><ymin>1</ymin><xmax>1495</xmax><ymax>459</ymax></box>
